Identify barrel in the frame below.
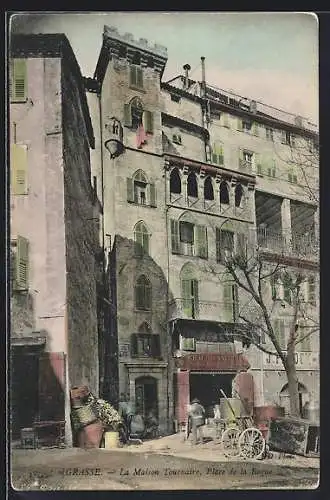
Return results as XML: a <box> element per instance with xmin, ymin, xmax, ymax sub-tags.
<box><xmin>104</xmin><ymin>431</ymin><xmax>120</xmax><ymax>449</ymax></box>
<box><xmin>220</xmin><ymin>398</ymin><xmax>245</xmax><ymax>423</ymax></box>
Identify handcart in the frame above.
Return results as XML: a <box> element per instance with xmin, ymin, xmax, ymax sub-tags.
<box><xmin>219</xmin><ymin>390</ymin><xmax>266</xmax><ymax>460</ymax></box>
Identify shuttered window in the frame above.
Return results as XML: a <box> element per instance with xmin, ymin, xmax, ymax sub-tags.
<box><xmin>236</xmin><ymin>233</ymin><xmax>247</xmax><ymax>258</ymax></box>
<box><xmin>217</xmin><ymin>229</ymin><xmax>234</xmax><ymax>263</ymax></box>
<box><xmin>195</xmin><ymin>225</ymin><xmax>208</xmax><ymax>258</ymax></box>
<box><xmin>212</xmin><ymin>142</ymin><xmax>224</xmax><ymax>165</ymax></box>
<box><xmin>223</xmin><ymin>283</ymin><xmax>238</xmax><ymax>322</ymax></box>
<box><xmin>127</xmin><ymin>178</ymin><xmax>134</xmax><ymax>202</ymax></box>
<box><xmin>11</xmin><ymin>144</ymin><xmax>28</xmax><ymax>195</ymax></box>
<box><xmin>15</xmin><ymin>235</ymin><xmax>29</xmax><ymax>290</ymax></box>
<box><xmin>273</xmin><ymin>319</ymin><xmax>286</xmax><ymax>350</ymax></box>
<box><xmin>142</xmin><ymin>110</ymin><xmax>153</xmax><ymax>134</ymax></box>
<box><xmin>130</xmin><ymin>65</ymin><xmax>143</xmax><ymax>89</ymax></box>
<box><xmin>307</xmin><ymin>276</ymin><xmax>316</xmax><ymax>306</ymax></box>
<box><xmin>135</xmin><ymin>275</ymin><xmax>152</xmax><ymax>310</ymax></box>
<box><xmin>149</xmin><ymin>183</ymin><xmax>156</xmax><ymax>207</ymax></box>
<box><xmin>10</xmin><ymin>59</ymin><xmax>27</xmax><ymax>102</ymax></box>
<box><xmin>181</xmin><ymin>279</ymin><xmax>199</xmax><ymax>319</ymax></box>
<box><xmin>298</xmin><ymin>321</ymin><xmax>311</xmax><ymax>352</ymax></box>
<box><xmin>134</xmin><ymin>221</ymin><xmax>149</xmax><ymax>257</ymax></box>
<box><xmin>123</xmin><ymin>103</ymin><xmax>132</xmax><ymax>127</ymax></box>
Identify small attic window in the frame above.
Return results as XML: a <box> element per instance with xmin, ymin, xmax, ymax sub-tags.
<box><xmin>171</xmin><ymin>94</ymin><xmax>181</xmax><ymax>103</ymax></box>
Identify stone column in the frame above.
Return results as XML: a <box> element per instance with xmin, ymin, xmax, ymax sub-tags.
<box><xmin>281</xmin><ymin>198</ymin><xmax>292</xmax><ymax>251</ymax></box>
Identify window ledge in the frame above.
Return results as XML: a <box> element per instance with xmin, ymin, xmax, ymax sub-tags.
<box><xmin>10</xmin><ymin>99</ymin><xmax>28</xmax><ymax>104</ymax></box>
<box><xmin>127</xmin><ymin>200</ymin><xmax>157</xmax><ymax>209</ymax></box>
<box><xmin>129</xmin><ymin>85</ymin><xmax>146</xmax><ymax>94</ymax></box>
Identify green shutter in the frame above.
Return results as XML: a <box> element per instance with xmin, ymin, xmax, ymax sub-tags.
<box><xmin>299</xmin><ymin>322</ymin><xmax>311</xmax><ymax>352</ymax></box>
<box><xmin>151</xmin><ymin>335</ymin><xmax>161</xmax><ymax>357</ymax></box>
<box><xmin>236</xmin><ymin>233</ymin><xmax>246</xmax><ymax>258</ymax></box>
<box><xmin>257</xmin><ymin>163</ymin><xmax>263</xmax><ymax>175</ymax></box>
<box><xmin>11</xmin><ymin>144</ymin><xmax>28</xmax><ymax>195</ymax></box>
<box><xmin>237</xmin><ymin>118</ymin><xmax>243</xmax><ymax>131</ymax></box>
<box><xmin>149</xmin><ymin>183</ymin><xmax>156</xmax><ymax>207</ymax></box>
<box><xmin>142</xmin><ymin>111</ymin><xmax>153</xmax><ymax>134</ymax></box>
<box><xmin>192</xmin><ymin>279</ymin><xmax>199</xmax><ymax>318</ymax></box>
<box><xmin>127</xmin><ymin>177</ymin><xmax>134</xmax><ymax>202</ymax></box>
<box><xmin>253</xmin><ymin>122</ymin><xmax>259</xmax><ymax>136</ymax></box>
<box><xmin>223</xmin><ymin>283</ymin><xmax>233</xmax><ymax>322</ymax></box>
<box><xmin>196</xmin><ymin>225</ymin><xmax>208</xmax><ymax>259</ymax></box>
<box><xmin>16</xmin><ymin>235</ymin><xmax>29</xmax><ymax>289</ymax></box>
<box><xmin>182</xmin><ymin>279</ymin><xmax>193</xmax><ymax>318</ymax></box>
<box><xmin>171</xmin><ymin>219</ymin><xmax>180</xmax><ymax>254</ymax></box>
<box><xmin>131</xmin><ymin>334</ymin><xmax>138</xmax><ymax>357</ymax></box>
<box><xmin>223</xmin><ymin>113</ymin><xmax>230</xmax><ymax>128</ymax></box>
<box><xmin>142</xmin><ymin>232</ymin><xmax>149</xmax><ymax>255</ymax></box>
<box><xmin>274</xmin><ymin>319</ymin><xmax>285</xmax><ymax>350</ymax></box>
<box><xmin>123</xmin><ymin>103</ymin><xmax>132</xmax><ymax>127</ymax></box>
<box><xmin>12</xmin><ymin>59</ymin><xmax>27</xmax><ymax>101</ymax></box>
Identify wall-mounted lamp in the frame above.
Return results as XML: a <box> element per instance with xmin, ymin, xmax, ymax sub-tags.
<box><xmin>104</xmin><ymin>117</ymin><xmax>125</xmax><ymax>158</ymax></box>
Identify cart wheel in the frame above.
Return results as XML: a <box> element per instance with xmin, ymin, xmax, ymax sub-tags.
<box><xmin>221</xmin><ymin>427</ymin><xmax>241</xmax><ymax>457</ymax></box>
<box><xmin>238</xmin><ymin>427</ymin><xmax>265</xmax><ymax>460</ymax></box>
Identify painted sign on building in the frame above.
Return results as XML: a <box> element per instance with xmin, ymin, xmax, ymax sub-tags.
<box><xmin>175</xmin><ymin>352</ymin><xmax>250</xmax><ymax>371</ymax></box>
<box><xmin>263</xmin><ymin>351</ymin><xmax>318</xmax><ymax>370</ymax></box>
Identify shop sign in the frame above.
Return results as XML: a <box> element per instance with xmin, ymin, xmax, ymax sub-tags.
<box><xmin>175</xmin><ymin>352</ymin><xmax>250</xmax><ymax>371</ymax></box>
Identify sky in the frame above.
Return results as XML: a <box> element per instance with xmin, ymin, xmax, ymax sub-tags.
<box><xmin>10</xmin><ymin>12</ymin><xmax>319</xmax><ymax>125</ymax></box>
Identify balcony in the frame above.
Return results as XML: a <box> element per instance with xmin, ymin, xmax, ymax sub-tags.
<box><xmin>257</xmin><ymin>227</ymin><xmax>319</xmax><ymax>261</ymax></box>
<box><xmin>239</xmin><ymin>159</ymin><xmax>253</xmax><ymax>173</ymax></box>
<box><xmin>168</xmin><ymin>298</ymin><xmax>237</xmax><ymax>323</ymax></box>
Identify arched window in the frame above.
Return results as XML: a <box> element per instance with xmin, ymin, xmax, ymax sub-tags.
<box><xmin>187</xmin><ymin>172</ymin><xmax>198</xmax><ymax>198</ymax></box>
<box><xmin>235</xmin><ymin>184</ymin><xmax>244</xmax><ymax>207</ymax></box>
<box><xmin>135</xmin><ymin>275</ymin><xmax>152</xmax><ymax>310</ymax></box>
<box><xmin>180</xmin><ymin>263</ymin><xmax>199</xmax><ymax>318</ymax></box>
<box><xmin>170</xmin><ymin>168</ymin><xmax>181</xmax><ymax>194</ymax></box>
<box><xmin>133</xmin><ymin>170</ymin><xmax>148</xmax><ymax>205</ymax></box>
<box><xmin>204</xmin><ymin>176</ymin><xmax>214</xmax><ymax>201</ymax></box>
<box><xmin>220</xmin><ymin>181</ymin><xmax>229</xmax><ymax>205</ymax></box>
<box><xmin>134</xmin><ymin>221</ymin><xmax>149</xmax><ymax>257</ymax></box>
<box><xmin>131</xmin><ymin>97</ymin><xmax>144</xmax><ymax>129</ymax></box>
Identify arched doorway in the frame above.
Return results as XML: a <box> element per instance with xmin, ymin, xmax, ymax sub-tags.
<box><xmin>135</xmin><ymin>376</ymin><xmax>158</xmax><ymax>421</ymax></box>
<box><xmin>279</xmin><ymin>382</ymin><xmax>309</xmax><ymax>416</ymax></box>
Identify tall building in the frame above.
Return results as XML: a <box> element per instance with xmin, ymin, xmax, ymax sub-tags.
<box><xmin>86</xmin><ymin>25</ymin><xmax>319</xmax><ymax>434</ymax></box>
<box><xmin>9</xmin><ymin>34</ymin><xmax>103</xmax><ymax>444</ymax></box>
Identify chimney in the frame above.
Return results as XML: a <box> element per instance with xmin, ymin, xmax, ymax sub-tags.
<box><xmin>201</xmin><ymin>56</ymin><xmax>206</xmax><ymax>98</ymax></box>
<box><xmin>183</xmin><ymin>64</ymin><xmax>191</xmax><ymax>90</ymax></box>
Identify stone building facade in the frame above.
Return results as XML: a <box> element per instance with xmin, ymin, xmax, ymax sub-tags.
<box><xmin>9</xmin><ymin>34</ymin><xmax>103</xmax><ymax>444</ymax></box>
<box><xmin>86</xmin><ymin>26</ymin><xmax>319</xmax><ymax>433</ymax></box>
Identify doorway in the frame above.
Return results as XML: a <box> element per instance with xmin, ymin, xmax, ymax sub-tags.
<box><xmin>190</xmin><ymin>372</ymin><xmax>235</xmax><ymax>417</ymax></box>
<box><xmin>135</xmin><ymin>376</ymin><xmax>158</xmax><ymax>420</ymax></box>
<box><xmin>11</xmin><ymin>351</ymin><xmax>39</xmax><ymax>438</ymax></box>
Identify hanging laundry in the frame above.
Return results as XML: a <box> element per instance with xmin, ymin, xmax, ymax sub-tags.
<box><xmin>136</xmin><ymin>123</ymin><xmax>147</xmax><ymax>149</ymax></box>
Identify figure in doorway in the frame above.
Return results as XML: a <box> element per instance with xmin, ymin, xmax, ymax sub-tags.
<box><xmin>188</xmin><ymin>398</ymin><xmax>205</xmax><ymax>445</ymax></box>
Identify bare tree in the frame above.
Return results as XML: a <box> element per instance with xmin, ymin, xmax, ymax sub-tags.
<box><xmin>208</xmin><ymin>244</ymin><xmax>319</xmax><ymax>417</ymax></box>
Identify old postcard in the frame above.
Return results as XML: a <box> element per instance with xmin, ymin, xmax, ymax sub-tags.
<box><xmin>8</xmin><ymin>11</ymin><xmax>319</xmax><ymax>490</ymax></box>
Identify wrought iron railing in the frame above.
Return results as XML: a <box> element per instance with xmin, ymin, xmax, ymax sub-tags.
<box><xmin>257</xmin><ymin>227</ymin><xmax>318</xmax><ymax>260</ymax></box>
<box><xmin>168</xmin><ymin>298</ymin><xmax>237</xmax><ymax>323</ymax></box>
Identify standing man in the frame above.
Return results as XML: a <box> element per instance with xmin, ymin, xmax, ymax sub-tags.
<box><xmin>188</xmin><ymin>398</ymin><xmax>205</xmax><ymax>445</ymax></box>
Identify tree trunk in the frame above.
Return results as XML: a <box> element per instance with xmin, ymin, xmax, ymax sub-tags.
<box><xmin>285</xmin><ymin>351</ymin><xmax>300</xmax><ymax>417</ymax></box>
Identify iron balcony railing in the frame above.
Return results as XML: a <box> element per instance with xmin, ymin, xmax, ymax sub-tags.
<box><xmin>257</xmin><ymin>227</ymin><xmax>319</xmax><ymax>260</ymax></box>
<box><xmin>168</xmin><ymin>298</ymin><xmax>239</xmax><ymax>323</ymax></box>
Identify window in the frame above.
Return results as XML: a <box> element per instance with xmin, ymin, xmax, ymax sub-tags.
<box><xmin>130</xmin><ymin>64</ymin><xmax>143</xmax><ymax>89</ymax></box>
<box><xmin>12</xmin><ymin>235</ymin><xmax>29</xmax><ymax>290</ymax></box>
<box><xmin>267</xmin><ymin>160</ymin><xmax>276</xmax><ymax>178</ymax></box>
<box><xmin>204</xmin><ymin>176</ymin><xmax>214</xmax><ymax>201</ymax></box>
<box><xmin>123</xmin><ymin>98</ymin><xmax>153</xmax><ymax>133</ymax></box>
<box><xmin>187</xmin><ymin>172</ymin><xmax>198</xmax><ymax>198</ymax></box>
<box><xmin>281</xmin><ymin>130</ymin><xmax>295</xmax><ymax>146</ymax></box>
<box><xmin>135</xmin><ymin>275</ymin><xmax>152</xmax><ymax>310</ymax></box>
<box><xmin>212</xmin><ymin>142</ymin><xmax>224</xmax><ymax>165</ymax></box>
<box><xmin>210</xmin><ymin>109</ymin><xmax>221</xmax><ymax>121</ymax></box>
<box><xmin>273</xmin><ymin>319</ymin><xmax>286</xmax><ymax>350</ymax></box>
<box><xmin>242</xmin><ymin>119</ymin><xmax>252</xmax><ymax>132</ymax></box>
<box><xmin>10</xmin><ymin>59</ymin><xmax>27</xmax><ymax>102</ymax></box>
<box><xmin>172</xmin><ymin>134</ymin><xmax>182</xmax><ymax>145</ymax></box>
<box><xmin>11</xmin><ymin>144</ymin><xmax>28</xmax><ymax>195</ymax></box>
<box><xmin>170</xmin><ymin>219</ymin><xmax>208</xmax><ymax>258</ymax></box>
<box><xmin>180</xmin><ymin>263</ymin><xmax>199</xmax><ymax>319</ymax></box>
<box><xmin>297</xmin><ymin>321</ymin><xmax>311</xmax><ymax>352</ymax></box>
<box><xmin>180</xmin><ymin>336</ymin><xmax>196</xmax><ymax>351</ymax></box>
<box><xmin>171</xmin><ymin>94</ymin><xmax>181</xmax><ymax>103</ymax></box>
<box><xmin>134</xmin><ymin>221</ymin><xmax>149</xmax><ymax>257</ymax></box>
<box><xmin>288</xmin><ymin>170</ymin><xmax>298</xmax><ymax>184</ymax></box>
<box><xmin>170</xmin><ymin>168</ymin><xmax>181</xmax><ymax>194</ymax></box>
<box><xmin>239</xmin><ymin>150</ymin><xmax>254</xmax><ymax>172</ymax></box>
<box><xmin>127</xmin><ymin>171</ymin><xmax>156</xmax><ymax>207</ymax></box>
<box><xmin>223</xmin><ymin>282</ymin><xmax>239</xmax><ymax>322</ymax></box>
<box><xmin>216</xmin><ymin>228</ymin><xmax>234</xmax><ymax>263</ymax></box>
<box><xmin>266</xmin><ymin>127</ymin><xmax>274</xmax><ymax>141</ymax></box>
<box><xmin>257</xmin><ymin>163</ymin><xmax>263</xmax><ymax>176</ymax></box>
<box><xmin>220</xmin><ymin>181</ymin><xmax>229</xmax><ymax>205</ymax></box>
<box><xmin>307</xmin><ymin>276</ymin><xmax>316</xmax><ymax>306</ymax></box>
<box><xmin>131</xmin><ymin>331</ymin><xmax>161</xmax><ymax>358</ymax></box>
<box><xmin>283</xmin><ymin>281</ymin><xmax>292</xmax><ymax>305</ymax></box>
<box><xmin>235</xmin><ymin>184</ymin><xmax>244</xmax><ymax>208</ymax></box>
